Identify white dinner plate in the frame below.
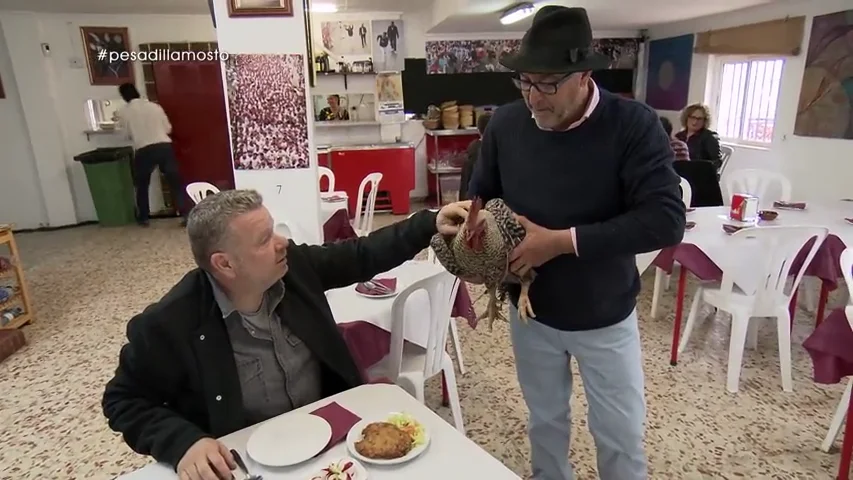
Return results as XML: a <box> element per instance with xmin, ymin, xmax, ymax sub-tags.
<box><xmin>246</xmin><ymin>413</ymin><xmax>331</xmax><ymax>467</ymax></box>
<box><xmin>346</xmin><ymin>416</ymin><xmax>430</xmax><ymax>466</ymax></box>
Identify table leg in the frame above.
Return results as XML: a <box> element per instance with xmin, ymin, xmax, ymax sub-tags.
<box><xmin>441</xmin><ymin>372</ymin><xmax>449</xmax><ymax>407</ymax></box>
<box><xmin>789</xmin><ymin>288</ymin><xmax>799</xmax><ymax>332</ymax></box>
<box><xmin>838</xmin><ymin>389</ymin><xmax>853</xmax><ymax>480</ymax></box>
<box><xmin>816</xmin><ymin>281</ymin><xmax>830</xmax><ymax>327</ymax></box>
<box><xmin>669</xmin><ymin>268</ymin><xmax>687</xmax><ymax>366</ymax></box>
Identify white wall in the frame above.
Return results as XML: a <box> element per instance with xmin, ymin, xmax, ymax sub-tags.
<box><xmin>0</xmin><ymin>8</ymin><xmax>432</xmax><ymax>230</ymax></box>
<box><xmin>0</xmin><ymin>22</ymin><xmax>45</xmax><ymax>230</ymax></box>
<box><xmin>0</xmin><ymin>11</ymin><xmax>216</xmax><ymax>227</ymax></box>
<box><xmin>644</xmin><ymin>0</ymin><xmax>853</xmax><ymax>202</ymax></box>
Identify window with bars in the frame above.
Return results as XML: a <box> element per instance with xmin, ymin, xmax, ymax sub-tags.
<box><xmin>713</xmin><ymin>57</ymin><xmax>784</xmax><ymax>145</ymax></box>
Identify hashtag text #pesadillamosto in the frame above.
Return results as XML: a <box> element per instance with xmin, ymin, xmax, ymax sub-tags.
<box><xmin>100</xmin><ymin>49</ymin><xmax>230</xmax><ymax>63</ymax></box>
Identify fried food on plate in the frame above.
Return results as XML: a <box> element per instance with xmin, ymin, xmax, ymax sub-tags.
<box><xmin>354</xmin><ymin>422</ymin><xmax>413</xmax><ymax>459</ymax></box>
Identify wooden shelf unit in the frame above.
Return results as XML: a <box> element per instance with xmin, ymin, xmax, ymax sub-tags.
<box><xmin>0</xmin><ymin>225</ymin><xmax>33</xmax><ymax>330</ymax></box>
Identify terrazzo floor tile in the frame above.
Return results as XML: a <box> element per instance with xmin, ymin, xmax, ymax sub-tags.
<box><xmin>0</xmin><ymin>215</ymin><xmax>849</xmax><ymax>479</ymax></box>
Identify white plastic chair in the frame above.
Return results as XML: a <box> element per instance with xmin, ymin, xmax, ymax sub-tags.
<box><xmin>719</xmin><ymin>145</ymin><xmax>734</xmax><ymax>176</ymax></box>
<box><xmin>353</xmin><ymin>172</ymin><xmax>382</xmax><ymax>236</ymax></box>
<box><xmin>677</xmin><ymin>226</ymin><xmax>828</xmax><ymax>393</ymax></box>
<box><xmin>186</xmin><ymin>182</ymin><xmax>220</xmax><ymax>205</ymax></box>
<box><xmin>649</xmin><ymin>176</ymin><xmax>693</xmax><ymax>318</ymax></box>
<box><xmin>724</xmin><ymin>169</ymin><xmax>792</xmax><ymax>205</ymax></box>
<box><xmin>821</xmin><ymin>248</ymin><xmax>853</xmax><ymax>452</ymax></box>
<box><xmin>636</xmin><ymin>251</ymin><xmax>659</xmax><ymax>276</ymax></box>
<box><xmin>367</xmin><ymin>270</ymin><xmax>465</xmax><ymax>433</ymax></box>
<box><xmin>318</xmin><ymin>166</ymin><xmax>335</xmax><ymax>193</ymax></box>
<box><xmin>407</xmin><ymin>211</ymin><xmax>464</xmax><ymax>374</ymax></box>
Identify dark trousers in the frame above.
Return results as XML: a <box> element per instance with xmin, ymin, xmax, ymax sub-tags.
<box><xmin>133</xmin><ymin>142</ymin><xmax>187</xmax><ymax>222</ymax></box>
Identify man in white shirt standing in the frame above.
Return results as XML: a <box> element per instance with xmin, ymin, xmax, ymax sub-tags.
<box><xmin>117</xmin><ymin>83</ymin><xmax>189</xmax><ymax>227</ymax></box>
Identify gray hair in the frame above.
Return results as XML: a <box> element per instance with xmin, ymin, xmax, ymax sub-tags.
<box><xmin>186</xmin><ymin>189</ymin><xmax>264</xmax><ymax>270</ymax></box>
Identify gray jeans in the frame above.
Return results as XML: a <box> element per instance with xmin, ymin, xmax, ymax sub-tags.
<box><xmin>510</xmin><ymin>307</ymin><xmax>648</xmax><ymax>480</ymax></box>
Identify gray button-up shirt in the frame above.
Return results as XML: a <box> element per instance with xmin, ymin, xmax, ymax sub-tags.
<box><xmin>206</xmin><ymin>273</ymin><xmax>322</xmax><ymax>425</ymax></box>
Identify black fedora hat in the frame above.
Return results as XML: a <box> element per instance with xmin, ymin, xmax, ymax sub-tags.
<box><xmin>500</xmin><ymin>6</ymin><xmax>611</xmax><ymax>74</ymax></box>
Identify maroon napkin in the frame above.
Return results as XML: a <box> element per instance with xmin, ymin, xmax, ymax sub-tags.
<box><xmin>355</xmin><ymin>278</ymin><xmax>397</xmax><ymax>296</ymax></box>
<box><xmin>310</xmin><ymin>402</ymin><xmax>361</xmax><ymax>453</ymax></box>
<box><xmin>685</xmin><ymin>221</ymin><xmax>696</xmax><ymax>231</ymax></box>
<box><xmin>773</xmin><ymin>201</ymin><xmax>806</xmax><ymax>210</ymax></box>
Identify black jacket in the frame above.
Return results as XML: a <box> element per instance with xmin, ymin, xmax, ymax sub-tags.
<box><xmin>102</xmin><ymin>210</ymin><xmax>438</xmax><ymax>469</ymax></box>
<box><xmin>675</xmin><ymin>128</ymin><xmax>722</xmax><ymax>170</ymax></box>
<box><xmin>459</xmin><ymin>138</ymin><xmax>480</xmax><ymax>201</ymax></box>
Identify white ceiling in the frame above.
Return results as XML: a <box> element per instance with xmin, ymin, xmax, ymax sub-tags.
<box><xmin>429</xmin><ymin>0</ymin><xmax>785</xmax><ymax>33</ymax></box>
<box><xmin>0</xmin><ymin>0</ymin><xmax>420</xmax><ymax>14</ymax></box>
<box><xmin>0</xmin><ymin>0</ymin><xmax>784</xmax><ymax>31</ymax></box>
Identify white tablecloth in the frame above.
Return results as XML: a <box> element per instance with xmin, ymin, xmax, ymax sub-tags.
<box><xmin>320</xmin><ymin>191</ymin><xmax>349</xmax><ymax>225</ymax></box>
<box><xmin>326</xmin><ymin>261</ymin><xmax>446</xmax><ymax>348</ymax></box>
<box><xmin>117</xmin><ymin>384</ymin><xmax>520</xmax><ymax>479</ymax></box>
<box><xmin>683</xmin><ymin>203</ymin><xmax>853</xmax><ymax>292</ymax></box>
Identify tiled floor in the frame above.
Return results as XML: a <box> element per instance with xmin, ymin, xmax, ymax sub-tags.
<box><xmin>0</xmin><ymin>213</ymin><xmax>849</xmax><ymax>479</ymax></box>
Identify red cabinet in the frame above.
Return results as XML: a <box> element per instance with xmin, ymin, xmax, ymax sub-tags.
<box><xmin>326</xmin><ymin>144</ymin><xmax>415</xmax><ymax>216</ymax></box>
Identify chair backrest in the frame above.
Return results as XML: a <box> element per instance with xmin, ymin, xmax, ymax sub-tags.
<box><xmin>672</xmin><ymin>160</ymin><xmax>723</xmax><ymax>207</ymax></box>
<box><xmin>719</xmin><ymin>145</ymin><xmax>734</xmax><ymax>176</ymax></box>
<box><xmin>679</xmin><ymin>176</ymin><xmax>692</xmax><ymax>207</ymax></box>
<box><xmin>186</xmin><ymin>182</ymin><xmax>220</xmax><ymax>205</ymax></box>
<box><xmin>720</xmin><ymin>226</ymin><xmax>828</xmax><ymax>313</ymax></box>
<box><xmin>385</xmin><ymin>270</ymin><xmax>460</xmax><ymax>381</ymax></box>
<box><xmin>840</xmin><ymin>248</ymin><xmax>853</xmax><ymax>332</ymax></box>
<box><xmin>636</xmin><ymin>250</ymin><xmax>659</xmax><ymax>276</ymax></box>
<box><xmin>318</xmin><ymin>166</ymin><xmax>335</xmax><ymax>192</ymax></box>
<box><xmin>353</xmin><ymin>172</ymin><xmax>382</xmax><ymax>236</ymax></box>
<box><xmin>724</xmin><ymin>168</ymin><xmax>792</xmax><ymax>205</ymax></box>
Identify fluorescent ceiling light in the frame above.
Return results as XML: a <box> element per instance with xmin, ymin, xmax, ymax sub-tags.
<box><xmin>312</xmin><ymin>3</ymin><xmax>338</xmax><ymax>12</ymax></box>
<box><xmin>500</xmin><ymin>2</ymin><xmax>535</xmax><ymax>25</ymax></box>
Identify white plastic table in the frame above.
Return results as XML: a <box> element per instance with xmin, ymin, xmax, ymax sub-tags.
<box><xmin>117</xmin><ymin>384</ymin><xmax>520</xmax><ymax>480</ymax></box>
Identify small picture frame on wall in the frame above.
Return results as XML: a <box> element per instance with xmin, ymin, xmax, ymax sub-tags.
<box><xmin>228</xmin><ymin>0</ymin><xmax>294</xmax><ymax>17</ymax></box>
<box><xmin>80</xmin><ymin>26</ymin><xmax>135</xmax><ymax>86</ymax></box>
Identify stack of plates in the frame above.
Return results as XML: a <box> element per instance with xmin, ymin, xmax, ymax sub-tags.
<box><xmin>440</xmin><ymin>101</ymin><xmax>459</xmax><ymax>130</ymax></box>
<box><xmin>458</xmin><ymin>105</ymin><xmax>474</xmax><ymax>128</ymax></box>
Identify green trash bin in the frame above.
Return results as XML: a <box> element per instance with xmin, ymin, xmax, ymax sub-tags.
<box><xmin>73</xmin><ymin>147</ymin><xmax>136</xmax><ymax>226</ymax></box>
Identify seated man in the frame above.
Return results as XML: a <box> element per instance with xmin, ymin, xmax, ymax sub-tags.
<box><xmin>103</xmin><ymin>189</ymin><xmax>469</xmax><ymax>480</ymax></box>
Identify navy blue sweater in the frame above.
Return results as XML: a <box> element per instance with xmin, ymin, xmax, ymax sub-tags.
<box><xmin>469</xmin><ymin>90</ymin><xmax>686</xmax><ymax>331</ymax></box>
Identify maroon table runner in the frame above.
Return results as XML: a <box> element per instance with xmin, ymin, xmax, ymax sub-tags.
<box><xmin>803</xmin><ymin>308</ymin><xmax>853</xmax><ymax>384</ymax></box>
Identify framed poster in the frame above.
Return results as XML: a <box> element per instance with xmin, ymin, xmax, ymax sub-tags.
<box><xmin>80</xmin><ymin>26</ymin><xmax>135</xmax><ymax>86</ymax></box>
<box><xmin>228</xmin><ymin>0</ymin><xmax>293</xmax><ymax>17</ymax></box>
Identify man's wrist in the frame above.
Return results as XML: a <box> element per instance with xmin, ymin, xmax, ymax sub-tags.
<box><xmin>553</xmin><ymin>228</ymin><xmax>576</xmax><ymax>255</ymax></box>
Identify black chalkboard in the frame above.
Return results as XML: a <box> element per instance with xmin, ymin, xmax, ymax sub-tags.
<box><xmin>401</xmin><ymin>58</ymin><xmax>635</xmax><ymax>115</ymax></box>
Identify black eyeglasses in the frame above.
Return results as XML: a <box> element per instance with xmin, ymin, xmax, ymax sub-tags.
<box><xmin>511</xmin><ymin>74</ymin><xmax>572</xmax><ymax>95</ymax></box>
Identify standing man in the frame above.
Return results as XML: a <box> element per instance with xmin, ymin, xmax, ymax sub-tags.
<box><xmin>359</xmin><ymin>23</ymin><xmax>367</xmax><ymax>49</ymax></box>
<box><xmin>387</xmin><ymin>21</ymin><xmax>399</xmax><ymax>53</ymax></box>
<box><xmin>116</xmin><ymin>83</ymin><xmax>189</xmax><ymax>227</ymax></box>
<box><xmin>468</xmin><ymin>7</ymin><xmax>685</xmax><ymax>480</ymax></box>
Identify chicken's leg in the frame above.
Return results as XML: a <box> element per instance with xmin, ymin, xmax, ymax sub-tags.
<box><xmin>517</xmin><ymin>279</ymin><xmax>535</xmax><ymax>323</ymax></box>
<box><xmin>476</xmin><ymin>286</ymin><xmax>506</xmax><ymax>330</ymax></box>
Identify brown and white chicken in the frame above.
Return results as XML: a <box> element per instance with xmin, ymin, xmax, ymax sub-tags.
<box><xmin>430</xmin><ymin>197</ymin><xmax>536</xmax><ymax>329</ymax></box>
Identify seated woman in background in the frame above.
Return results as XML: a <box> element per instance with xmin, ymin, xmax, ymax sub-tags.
<box><xmin>459</xmin><ymin>112</ymin><xmax>492</xmax><ymax>201</ymax></box>
<box><xmin>660</xmin><ymin>117</ymin><xmax>690</xmax><ymax>161</ymax></box>
<box><xmin>675</xmin><ymin>103</ymin><xmax>723</xmax><ymax>170</ymax></box>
